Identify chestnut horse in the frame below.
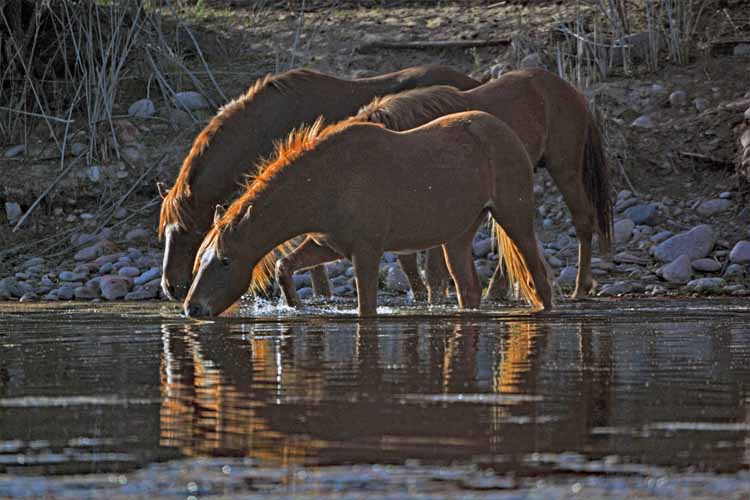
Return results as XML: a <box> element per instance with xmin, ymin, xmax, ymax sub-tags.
<box><xmin>184</xmin><ymin>111</ymin><xmax>553</xmax><ymax>318</ymax></box>
<box><xmin>275</xmin><ymin>68</ymin><xmax>612</xmax><ymax>301</ymax></box>
<box><xmin>159</xmin><ymin>65</ymin><xmax>480</xmax><ymax>302</ymax></box>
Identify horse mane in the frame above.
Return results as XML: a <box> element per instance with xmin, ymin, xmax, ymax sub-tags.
<box><xmin>158</xmin><ymin>69</ymin><xmax>323</xmax><ymax>238</ymax></box>
<box><xmin>354</xmin><ymin>84</ymin><xmax>469</xmax><ymax>131</ymax></box>
<box><xmin>194</xmin><ymin>115</ymin><xmax>382</xmax><ymax>292</ymax></box>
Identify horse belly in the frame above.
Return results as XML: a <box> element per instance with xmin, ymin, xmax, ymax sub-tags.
<box><xmin>383</xmin><ymin>169</ymin><xmax>488</xmax><ymax>252</ymax></box>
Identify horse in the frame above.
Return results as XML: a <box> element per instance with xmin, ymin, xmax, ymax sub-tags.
<box><xmin>184</xmin><ymin>111</ymin><xmax>553</xmax><ymax>318</ymax></box>
<box><xmin>158</xmin><ymin>65</ymin><xmax>480</xmax><ymax>303</ymax></box>
<box><xmin>274</xmin><ymin>68</ymin><xmax>612</xmax><ymax>301</ymax></box>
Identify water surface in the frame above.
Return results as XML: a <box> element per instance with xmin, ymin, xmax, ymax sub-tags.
<box><xmin>1</xmin><ymin>298</ymin><xmax>749</xmax><ymax>494</ymax></box>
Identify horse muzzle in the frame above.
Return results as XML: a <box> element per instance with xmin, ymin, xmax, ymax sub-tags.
<box><xmin>184</xmin><ymin>301</ymin><xmax>212</xmax><ymax>318</ymax></box>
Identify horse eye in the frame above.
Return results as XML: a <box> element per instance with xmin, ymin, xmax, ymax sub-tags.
<box><xmin>221</xmin><ymin>257</ymin><xmax>230</xmax><ymax>266</ymax></box>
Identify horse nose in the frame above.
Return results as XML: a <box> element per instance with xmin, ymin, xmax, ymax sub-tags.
<box><xmin>185</xmin><ymin>302</ymin><xmax>208</xmax><ymax>318</ymax></box>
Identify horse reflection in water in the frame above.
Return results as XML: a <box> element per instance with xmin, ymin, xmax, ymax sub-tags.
<box><xmin>156</xmin><ymin>320</ymin><xmax>574</xmax><ymax>466</ymax></box>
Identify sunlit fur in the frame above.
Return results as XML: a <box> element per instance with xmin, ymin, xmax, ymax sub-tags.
<box><xmin>194</xmin><ymin>117</ymin><xmax>377</xmax><ymax>293</ymax></box>
<box><xmin>159</xmin><ymin>72</ymin><xmax>320</xmax><ymax>239</ymax></box>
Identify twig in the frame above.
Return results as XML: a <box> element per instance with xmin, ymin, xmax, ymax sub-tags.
<box><xmin>289</xmin><ymin>0</ymin><xmax>306</xmax><ymax>69</ymax></box>
<box><xmin>12</xmin><ymin>154</ymin><xmax>84</xmax><ymax>232</ymax></box>
<box><xmin>678</xmin><ymin>150</ymin><xmax>734</xmax><ymax>167</ymax></box>
<box><xmin>357</xmin><ymin>38</ymin><xmax>511</xmax><ymax>53</ymax></box>
<box><xmin>0</xmin><ymin>106</ymin><xmax>73</xmax><ymax>124</ymax></box>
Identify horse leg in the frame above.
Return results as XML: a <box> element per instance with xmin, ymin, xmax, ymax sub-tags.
<box><xmin>485</xmin><ymin>259</ymin><xmax>510</xmax><ymax>302</ymax></box>
<box><xmin>425</xmin><ymin>247</ymin><xmax>451</xmax><ymax>305</ymax></box>
<box><xmin>275</xmin><ymin>236</ymin><xmax>342</xmax><ymax>307</ymax></box>
<box><xmin>441</xmin><ymin>225</ymin><xmax>482</xmax><ymax>309</ymax></box>
<box><xmin>491</xmin><ymin>211</ymin><xmax>553</xmax><ymax>310</ymax></box>
<box><xmin>310</xmin><ymin>265</ymin><xmax>332</xmax><ymax>298</ymax></box>
<box><xmin>396</xmin><ymin>253</ymin><xmax>428</xmax><ymax>301</ymax></box>
<box><xmin>351</xmin><ymin>243</ymin><xmax>383</xmax><ymax>316</ymax></box>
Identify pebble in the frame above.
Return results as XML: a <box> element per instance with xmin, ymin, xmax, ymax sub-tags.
<box><xmin>0</xmin><ymin>277</ymin><xmax>24</xmax><ymax>298</ymax></box>
<box><xmin>661</xmin><ymin>255</ymin><xmax>691</xmax><ymax>284</ymax></box>
<box><xmin>293</xmin><ymin>273</ymin><xmax>312</xmax><ymax>290</ymax></box>
<box><xmin>57</xmin><ymin>286</ymin><xmax>75</xmax><ymax>300</ymax></box>
<box><xmin>297</xmin><ymin>287</ymin><xmax>313</xmax><ymax>300</ymax></box>
<box><xmin>696</xmin><ymin>199</ymin><xmax>732</xmax><ymax>216</ymax></box>
<box><xmin>631</xmin><ymin>115</ymin><xmax>655</xmax><ymax>128</ymax></box>
<box><xmin>623</xmin><ymin>204</ymin><xmax>659</xmax><ymax>225</ymax></box>
<box><xmin>128</xmin><ymin>98</ymin><xmax>156</xmax><ymax>118</ymax></box>
<box><xmin>520</xmin><ymin>52</ymin><xmax>544</xmax><ymax>69</ymax></box>
<box><xmin>174</xmin><ymin>91</ymin><xmax>210</xmax><ymax>110</ymax></box>
<box><xmin>385</xmin><ymin>265</ymin><xmax>410</xmax><ymax>293</ymax></box>
<box><xmin>691</xmin><ymin>258</ymin><xmax>722</xmax><ymax>273</ymax></box>
<box><xmin>669</xmin><ymin>90</ymin><xmax>688</xmax><ymax>107</ymax></box>
<box><xmin>118</xmin><ymin>267</ymin><xmax>141</xmax><ymax>278</ymax></box>
<box><xmin>100</xmin><ymin>276</ymin><xmax>131</xmax><ymax>300</ymax></box>
<box><xmin>597</xmin><ymin>281</ymin><xmax>634</xmax><ymax>297</ymax></box>
<box><xmin>614</xmin><ymin>219</ymin><xmax>635</xmax><ymax>244</ymax></box>
<box><xmin>557</xmin><ymin>266</ymin><xmax>577</xmax><ymax>288</ymax></box>
<box><xmin>4</xmin><ymin>144</ymin><xmax>26</xmax><ymax>158</ymax></box>
<box><xmin>326</xmin><ymin>261</ymin><xmax>349</xmax><ymax>279</ymax></box>
<box><xmin>134</xmin><ymin>267</ymin><xmax>161</xmax><ymax>286</ymax></box>
<box><xmin>5</xmin><ymin>202</ymin><xmax>22</xmax><ymax>225</ymax></box>
<box><xmin>473</xmin><ymin>238</ymin><xmax>493</xmax><ymax>257</ymax></box>
<box><xmin>729</xmin><ymin>241</ymin><xmax>750</xmax><ymax>264</ymax></box>
<box><xmin>733</xmin><ymin>43</ymin><xmax>750</xmax><ymax>56</ymax></box>
<box><xmin>99</xmin><ymin>262</ymin><xmax>114</xmax><ymax>275</ymax></box>
<box><xmin>59</xmin><ymin>271</ymin><xmax>84</xmax><ymax>282</ymax></box>
<box><xmin>74</xmin><ymin>240</ymin><xmax>117</xmax><ymax>262</ymax></box>
<box><xmin>125</xmin><ymin>286</ymin><xmax>158</xmax><ymax>300</ymax></box>
<box><xmin>724</xmin><ymin>264</ymin><xmax>745</xmax><ymax>278</ymax></box>
<box><xmin>650</xmin><ymin>230</ymin><xmax>673</xmax><ymax>244</ymax></box>
<box><xmin>654</xmin><ymin>224</ymin><xmax>716</xmax><ymax>263</ymax></box>
<box><xmin>74</xmin><ymin>286</ymin><xmax>99</xmax><ymax>300</ymax></box>
<box><xmin>19</xmin><ymin>292</ymin><xmax>37</xmax><ymax>302</ymax></box>
<box><xmin>686</xmin><ymin>277</ymin><xmax>725</xmax><ymax>292</ymax></box>
<box><xmin>693</xmin><ymin>98</ymin><xmax>709</xmax><ymax>112</ymax></box>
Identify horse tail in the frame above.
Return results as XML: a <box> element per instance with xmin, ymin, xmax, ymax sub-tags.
<box><xmin>583</xmin><ymin>114</ymin><xmax>614</xmax><ymax>256</ymax></box>
<box><xmin>495</xmin><ymin>223</ymin><xmax>544</xmax><ymax>309</ymax></box>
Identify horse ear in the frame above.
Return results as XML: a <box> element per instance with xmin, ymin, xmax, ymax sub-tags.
<box><xmin>157</xmin><ymin>182</ymin><xmax>169</xmax><ymax>199</ymax></box>
<box><xmin>214</xmin><ymin>204</ymin><xmax>226</xmax><ymax>224</ymax></box>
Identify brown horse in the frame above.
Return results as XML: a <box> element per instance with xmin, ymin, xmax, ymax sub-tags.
<box><xmin>159</xmin><ymin>65</ymin><xmax>479</xmax><ymax>302</ymax></box>
<box><xmin>184</xmin><ymin>111</ymin><xmax>553</xmax><ymax>318</ymax></box>
<box><xmin>275</xmin><ymin>68</ymin><xmax>612</xmax><ymax>301</ymax></box>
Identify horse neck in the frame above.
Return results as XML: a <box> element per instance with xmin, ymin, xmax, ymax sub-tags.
<box><xmin>233</xmin><ymin>150</ymin><xmax>337</xmax><ymax>261</ymax></box>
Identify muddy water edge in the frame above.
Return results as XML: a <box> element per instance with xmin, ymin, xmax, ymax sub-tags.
<box><xmin>1</xmin><ymin>298</ymin><xmax>750</xmax><ymax>498</ymax></box>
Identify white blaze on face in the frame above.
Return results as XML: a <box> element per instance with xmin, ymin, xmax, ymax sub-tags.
<box><xmin>200</xmin><ymin>246</ymin><xmax>219</xmax><ymax>269</ymax></box>
<box><xmin>162</xmin><ymin>223</ymin><xmax>178</xmax><ymax>270</ymax></box>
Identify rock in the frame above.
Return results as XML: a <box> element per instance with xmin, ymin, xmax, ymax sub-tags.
<box><xmin>121</xmin><ymin>145</ymin><xmax>144</xmax><ymax>163</ymax></box>
<box><xmin>474</xmin><ymin>259</ymin><xmax>494</xmax><ymax>283</ymax></box>
<box><xmin>693</xmin><ymin>98</ymin><xmax>709</xmax><ymax>112</ymax></box>
<box><xmin>616</xmin><ymin>190</ymin><xmax>633</xmax><ymax>203</ymax></box>
<box><xmin>650</xmin><ymin>230</ymin><xmax>673</xmax><ymax>244</ymax></box>
<box><xmin>473</xmin><ymin>238</ymin><xmax>493</xmax><ymax>257</ymax></box>
<box><xmin>134</xmin><ymin>267</ymin><xmax>161</xmax><ymax>286</ymax></box>
<box><xmin>22</xmin><ymin>257</ymin><xmax>44</xmax><ymax>269</ymax></box>
<box><xmin>719</xmin><ymin>191</ymin><xmax>732</xmax><ymax>199</ymax></box>
<box><xmin>654</xmin><ymin>224</ymin><xmax>716</xmax><ymax>263</ymax></box>
<box><xmin>174</xmin><ymin>91</ymin><xmax>209</xmax><ymax>110</ymax></box>
<box><xmin>43</xmin><ymin>291</ymin><xmax>59</xmax><ymax>301</ymax></box>
<box><xmin>547</xmin><ymin>255</ymin><xmax>563</xmax><ymax>268</ymax></box>
<box><xmin>325</xmin><ymin>260</ymin><xmax>349</xmax><ymax>279</ymax></box>
<box><xmin>489</xmin><ymin>62</ymin><xmax>511</xmax><ymax>79</ymax></box>
<box><xmin>734</xmin><ymin>43</ymin><xmax>750</xmax><ymax>56</ymax></box>
<box><xmin>86</xmin><ymin>166</ymin><xmax>101</xmax><ymax>183</ymax></box>
<box><xmin>691</xmin><ymin>258</ymin><xmax>722</xmax><ymax>273</ymax></box>
<box><xmin>597</xmin><ymin>281</ymin><xmax>634</xmax><ymax>297</ymax></box>
<box><xmin>382</xmin><ymin>253</ymin><xmax>397</xmax><ymax>264</ymax></box>
<box><xmin>631</xmin><ymin>115</ymin><xmax>655</xmax><ymax>128</ymax></box>
<box><xmin>686</xmin><ymin>277</ymin><xmax>725</xmax><ymax>292</ymax></box>
<box><xmin>125</xmin><ymin>286</ymin><xmax>158</xmax><ymax>300</ymax></box>
<box><xmin>623</xmin><ymin>204</ymin><xmax>659</xmax><ymax>225</ymax></box>
<box><xmin>385</xmin><ymin>265</ymin><xmax>410</xmax><ymax>293</ymax></box>
<box><xmin>57</xmin><ymin>286</ymin><xmax>75</xmax><ymax>300</ymax></box>
<box><xmin>4</xmin><ymin>144</ymin><xmax>26</xmax><ymax>158</ymax></box>
<box><xmin>724</xmin><ymin>264</ymin><xmax>745</xmax><ymax>278</ymax></box>
<box><xmin>696</xmin><ymin>199</ymin><xmax>732</xmax><ymax>216</ymax></box>
<box><xmin>661</xmin><ymin>255</ymin><xmax>691</xmax><ymax>284</ymax></box>
<box><xmin>74</xmin><ymin>240</ymin><xmax>117</xmax><ymax>261</ymax></box>
<box><xmin>70</xmin><ymin>142</ymin><xmax>86</xmax><ymax>156</ymax></box>
<box><xmin>729</xmin><ymin>241</ymin><xmax>750</xmax><ymax>264</ymax></box>
<box><xmin>557</xmin><ymin>266</ymin><xmax>577</xmax><ymax>287</ymax></box>
<box><xmin>669</xmin><ymin>90</ymin><xmax>688</xmax><ymax>107</ymax></box>
<box><xmin>19</xmin><ymin>292</ymin><xmax>38</xmax><ymax>302</ymax></box>
<box><xmin>297</xmin><ymin>287</ymin><xmax>313</xmax><ymax>300</ymax></box>
<box><xmin>293</xmin><ymin>272</ymin><xmax>312</xmax><ymax>289</ymax></box>
<box><xmin>100</xmin><ymin>276</ymin><xmax>131</xmax><ymax>300</ymax></box>
<box><xmin>128</xmin><ymin>98</ymin><xmax>156</xmax><ymax>118</ymax></box>
<box><xmin>333</xmin><ymin>285</ymin><xmax>354</xmax><ymax>296</ymax></box>
<box><xmin>57</xmin><ymin>271</ymin><xmax>81</xmax><ymax>282</ymax></box>
<box><xmin>520</xmin><ymin>53</ymin><xmax>544</xmax><ymax>69</ymax></box>
<box><xmin>614</xmin><ymin>219</ymin><xmax>635</xmax><ymax>244</ymax></box>
<box><xmin>74</xmin><ymin>286</ymin><xmax>100</xmax><ymax>300</ymax></box>
<box><xmin>125</xmin><ymin>227</ymin><xmax>150</xmax><ymax>242</ymax></box>
<box><xmin>164</xmin><ymin>107</ymin><xmax>192</xmax><ymax>127</ymax></box>
<box><xmin>0</xmin><ymin>277</ymin><xmax>24</xmax><ymax>298</ymax></box>
<box><xmin>5</xmin><ymin>202</ymin><xmax>22</xmax><ymax>224</ymax></box>
<box><xmin>118</xmin><ymin>266</ymin><xmax>141</xmax><ymax>278</ymax></box>
<box><xmin>94</xmin><ymin>254</ymin><xmax>120</xmax><ymax>266</ymax></box>
<box><xmin>113</xmin><ymin>208</ymin><xmax>128</xmax><ymax>219</ymax></box>
<box><xmin>99</xmin><ymin>262</ymin><xmax>114</xmax><ymax>275</ymax></box>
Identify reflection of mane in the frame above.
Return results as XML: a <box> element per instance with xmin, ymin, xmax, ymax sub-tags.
<box><xmin>355</xmin><ymin>85</ymin><xmax>469</xmax><ymax>132</ymax></box>
<box><xmin>497</xmin><ymin>322</ymin><xmax>537</xmax><ymax>393</ymax></box>
<box><xmin>194</xmin><ymin>117</ymin><xmax>383</xmax><ymax>291</ymax></box>
<box><xmin>158</xmin><ymin>70</ymin><xmax>321</xmax><ymax>237</ymax></box>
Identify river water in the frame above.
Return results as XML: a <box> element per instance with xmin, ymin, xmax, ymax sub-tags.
<box><xmin>1</xmin><ymin>298</ymin><xmax>750</xmax><ymax>498</ymax></box>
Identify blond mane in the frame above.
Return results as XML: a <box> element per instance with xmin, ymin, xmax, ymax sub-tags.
<box><xmin>159</xmin><ymin>70</ymin><xmax>323</xmax><ymax>238</ymax></box>
<box><xmin>354</xmin><ymin>84</ymin><xmax>469</xmax><ymax>132</ymax></box>
<box><xmin>193</xmin><ymin>116</ymin><xmax>381</xmax><ymax>292</ymax></box>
